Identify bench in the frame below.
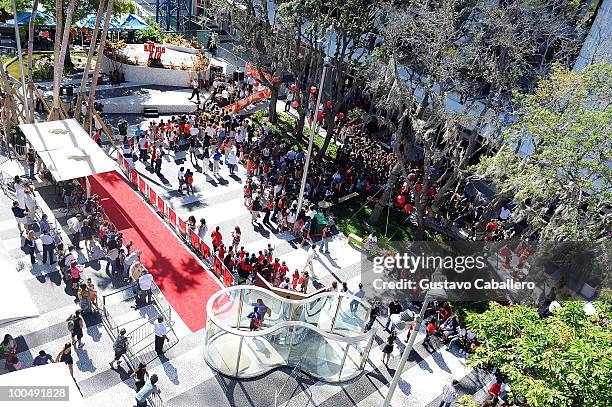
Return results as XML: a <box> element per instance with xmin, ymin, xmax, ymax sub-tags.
<box><xmin>336</xmin><ymin>191</ymin><xmax>359</xmax><ymax>205</ymax></box>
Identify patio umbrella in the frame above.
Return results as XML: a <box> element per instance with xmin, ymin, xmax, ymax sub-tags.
<box><xmin>9</xmin><ymin>11</ymin><xmax>55</xmax><ymax>26</ymax></box>
<box><xmin>76</xmin><ymin>13</ymin><xmax>122</xmax><ymax>31</ymax></box>
<box><xmin>118</xmin><ymin>13</ymin><xmax>150</xmax><ymax>31</ymax></box>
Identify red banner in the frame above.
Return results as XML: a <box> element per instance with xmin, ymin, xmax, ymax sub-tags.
<box><xmin>138</xmin><ymin>177</ymin><xmax>147</xmax><ymax>195</ymax></box>
<box><xmin>223</xmin><ymin>266</ymin><xmax>233</xmax><ymax>287</ymax></box>
<box><xmin>130</xmin><ymin>169</ymin><xmax>138</xmax><ymax>185</ymax></box>
<box><xmin>201</xmin><ymin>242</ymin><xmax>211</xmax><ymax>260</ymax></box>
<box><xmin>190</xmin><ymin>231</ymin><xmax>201</xmax><ymax>251</ymax></box>
<box><xmin>148</xmin><ymin>188</ymin><xmax>157</xmax><ymax>205</ymax></box>
<box><xmin>157</xmin><ymin>195</ymin><xmax>165</xmax><ymax>215</ymax></box>
<box><xmin>213</xmin><ymin>255</ymin><xmax>222</xmax><ymax>278</ymax></box>
<box><xmin>122</xmin><ymin>157</ymin><xmax>130</xmax><ymax>175</ymax></box>
<box><xmin>168</xmin><ymin>208</ymin><xmax>177</xmax><ymax>228</ymax></box>
<box><xmin>223</xmin><ymin>88</ymin><xmax>271</xmax><ymax>114</ymax></box>
<box><xmin>178</xmin><ymin>218</ymin><xmax>187</xmax><ymax>237</ymax></box>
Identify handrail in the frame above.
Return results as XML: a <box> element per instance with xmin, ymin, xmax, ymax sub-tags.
<box><xmin>207</xmin><ymin>285</ymin><xmax>373</xmax><ymax>342</ymax></box>
<box><xmin>127</xmin><ymin>315</ymin><xmax>176</xmax><ymax>349</ymax></box>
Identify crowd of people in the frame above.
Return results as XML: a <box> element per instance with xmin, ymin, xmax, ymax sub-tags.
<box><xmin>5</xmin><ymin>173</ymin><xmax>166</xmax><ymax>406</ymax></box>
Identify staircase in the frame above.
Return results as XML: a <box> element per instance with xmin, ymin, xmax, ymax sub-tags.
<box><xmin>143</xmin><ymin>106</ymin><xmax>159</xmax><ymax>118</ymax></box>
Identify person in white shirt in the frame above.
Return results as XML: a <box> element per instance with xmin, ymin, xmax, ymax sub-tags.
<box><xmin>40</xmin><ymin>231</ymin><xmax>55</xmax><ymax>265</ymax></box>
<box><xmin>284</xmin><ymin>89</ymin><xmax>293</xmax><ymax>112</ymax></box>
<box><xmin>363</xmin><ymin>233</ymin><xmax>378</xmax><ymax>253</ymax></box>
<box><xmin>66</xmin><ymin>215</ymin><xmax>82</xmax><ymax>248</ymax></box>
<box><xmin>124</xmin><ymin>250</ymin><xmax>141</xmax><ymax>276</ymax></box>
<box><xmin>302</xmin><ymin>245</ymin><xmax>316</xmax><ymax>277</ymax></box>
<box><xmin>14</xmin><ymin>177</ymin><xmax>25</xmax><ymax>209</ymax></box>
<box><xmin>137</xmin><ymin>271</ymin><xmax>154</xmax><ymax>306</ymax></box>
<box><xmin>439</xmin><ymin>380</ymin><xmax>459</xmax><ymax>407</ymax></box>
<box><xmin>154</xmin><ymin>316</ymin><xmax>168</xmax><ymax>355</ymax></box>
<box><xmin>350</xmin><ymin>283</ymin><xmax>365</xmax><ymax>313</ymax></box>
<box><xmin>188</xmin><ymin>79</ymin><xmax>200</xmax><ymax>103</ymax></box>
<box><xmin>24</xmin><ymin>189</ymin><xmax>37</xmax><ymax>221</ymax></box>
<box><xmin>305</xmin><ymin>206</ymin><xmax>317</xmax><ymax>220</ymax></box>
<box><xmin>279</xmin><ymin>277</ymin><xmax>290</xmax><ymax>290</ymax></box>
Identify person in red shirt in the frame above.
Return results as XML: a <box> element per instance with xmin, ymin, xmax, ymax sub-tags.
<box><xmin>422</xmin><ymin>319</ymin><xmax>437</xmax><ymax>352</ymax></box>
<box><xmin>291</xmin><ymin>269</ymin><xmax>300</xmax><ymax>290</ymax></box>
<box><xmin>279</xmin><ymin>261</ymin><xmax>289</xmax><ymax>280</ymax></box>
<box><xmin>211</xmin><ymin>226</ymin><xmax>222</xmax><ymax>250</ymax></box>
<box><xmin>272</xmin><ymin>258</ymin><xmax>281</xmax><ymax>279</ymax></box>
<box><xmin>92</xmin><ymin>130</ymin><xmax>102</xmax><ymax>147</ymax></box>
<box><xmin>217</xmin><ymin>244</ymin><xmax>225</xmax><ymax>261</ymax></box>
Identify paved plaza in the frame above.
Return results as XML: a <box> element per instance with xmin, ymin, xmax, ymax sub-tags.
<box><xmin>0</xmin><ymin>145</ymin><xmax>491</xmax><ymax>406</ymax></box>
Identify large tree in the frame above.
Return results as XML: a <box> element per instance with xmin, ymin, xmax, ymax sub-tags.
<box><xmin>364</xmin><ymin>0</ymin><xmax>591</xmax><ymax>239</ymax></box>
<box><xmin>209</xmin><ymin>0</ymin><xmax>291</xmax><ymax>123</ymax></box>
<box><xmin>464</xmin><ymin>301</ymin><xmax>612</xmax><ymax>407</ymax></box>
<box><xmin>473</xmin><ymin>62</ymin><xmax>612</xmax><ymax>241</ymax></box>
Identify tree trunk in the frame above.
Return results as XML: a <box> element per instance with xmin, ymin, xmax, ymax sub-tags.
<box><xmin>369</xmin><ymin>160</ymin><xmax>401</xmax><ymax>225</ymax></box>
<box><xmin>86</xmin><ymin>0</ymin><xmax>115</xmax><ymax>129</ymax></box>
<box><xmin>268</xmin><ymin>82</ymin><xmax>279</xmax><ymax>123</ymax></box>
<box><xmin>316</xmin><ymin>123</ymin><xmax>334</xmax><ymax>160</ymax></box>
<box><xmin>50</xmin><ymin>0</ymin><xmax>78</xmax><ymax>121</ymax></box>
<box><xmin>26</xmin><ymin>0</ymin><xmax>39</xmax><ymax>123</ymax></box>
<box><xmin>63</xmin><ymin>47</ymin><xmax>74</xmax><ymax>72</ymax></box>
<box><xmin>294</xmin><ymin>108</ymin><xmax>306</xmax><ymax>141</ymax></box>
<box><xmin>75</xmin><ymin>0</ymin><xmax>106</xmax><ymax>122</ymax></box>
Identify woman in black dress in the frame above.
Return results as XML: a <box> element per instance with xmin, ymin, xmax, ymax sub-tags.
<box><xmin>80</xmin><ymin>219</ymin><xmax>94</xmax><ymax>253</ymax></box>
<box><xmin>54</xmin><ymin>343</ymin><xmax>74</xmax><ymax>378</ymax></box>
<box><xmin>382</xmin><ymin>334</ymin><xmax>395</xmax><ymax>366</ymax></box>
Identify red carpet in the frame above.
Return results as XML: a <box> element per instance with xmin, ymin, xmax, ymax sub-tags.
<box><xmin>89</xmin><ymin>171</ymin><xmax>220</xmax><ymax>331</ymax></box>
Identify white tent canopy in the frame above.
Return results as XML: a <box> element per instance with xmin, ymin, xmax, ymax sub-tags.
<box><xmin>19</xmin><ymin>119</ymin><xmax>117</xmax><ymax>182</ymax></box>
<box><xmin>0</xmin><ymin>241</ymin><xmax>39</xmax><ymax>326</ymax></box>
<box><xmin>0</xmin><ymin>363</ymin><xmax>84</xmax><ymax>406</ymax></box>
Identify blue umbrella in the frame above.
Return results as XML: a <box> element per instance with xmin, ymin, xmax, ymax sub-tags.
<box><xmin>75</xmin><ymin>14</ymin><xmax>122</xmax><ymax>31</ymax></box>
<box><xmin>118</xmin><ymin>13</ymin><xmax>150</xmax><ymax>31</ymax></box>
<box><xmin>10</xmin><ymin>11</ymin><xmax>55</xmax><ymax>26</ymax></box>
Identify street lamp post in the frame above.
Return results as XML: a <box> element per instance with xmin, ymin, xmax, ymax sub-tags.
<box><xmin>297</xmin><ymin>56</ymin><xmax>330</xmax><ymax>214</ymax></box>
<box><xmin>382</xmin><ymin>271</ymin><xmax>446</xmax><ymax>407</ymax></box>
<box><xmin>12</xmin><ymin>0</ymin><xmax>31</xmax><ymax>123</ymax></box>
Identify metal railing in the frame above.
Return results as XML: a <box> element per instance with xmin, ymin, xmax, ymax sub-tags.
<box><xmin>127</xmin><ymin>315</ymin><xmax>177</xmax><ymax>352</ymax></box>
<box><xmin>101</xmin><ymin>284</ymin><xmax>137</xmax><ymax>333</ymax></box>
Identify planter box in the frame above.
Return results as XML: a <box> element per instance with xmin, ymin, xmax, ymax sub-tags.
<box><xmin>101</xmin><ymin>54</ymin><xmax>206</xmax><ymax>87</ymax></box>
<box><xmin>163</xmin><ymin>42</ymin><xmax>205</xmax><ymax>55</ymax></box>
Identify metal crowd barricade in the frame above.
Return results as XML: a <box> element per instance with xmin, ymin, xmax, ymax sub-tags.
<box><xmin>168</xmin><ymin>208</ymin><xmax>177</xmax><ymax>229</ymax></box>
<box><xmin>116</xmin><ymin>151</ymin><xmax>235</xmax><ymax>288</ymax></box>
<box><xmin>178</xmin><ymin>218</ymin><xmax>187</xmax><ymax>238</ymax></box>
<box><xmin>138</xmin><ymin>177</ymin><xmax>147</xmax><ymax>196</ymax></box>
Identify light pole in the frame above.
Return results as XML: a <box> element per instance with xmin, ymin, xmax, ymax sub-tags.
<box><xmin>12</xmin><ymin>0</ymin><xmax>31</xmax><ymax>123</ymax></box>
<box><xmin>382</xmin><ymin>270</ymin><xmax>446</xmax><ymax>407</ymax></box>
<box><xmin>297</xmin><ymin>56</ymin><xmax>330</xmax><ymax>214</ymax></box>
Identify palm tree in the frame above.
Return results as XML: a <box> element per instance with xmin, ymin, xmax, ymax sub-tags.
<box><xmin>26</xmin><ymin>0</ymin><xmax>39</xmax><ymax>123</ymax></box>
<box><xmin>85</xmin><ymin>0</ymin><xmax>115</xmax><ymax>130</ymax></box>
<box><xmin>48</xmin><ymin>0</ymin><xmax>77</xmax><ymax>121</ymax></box>
<box><xmin>74</xmin><ymin>0</ymin><xmax>106</xmax><ymax>123</ymax></box>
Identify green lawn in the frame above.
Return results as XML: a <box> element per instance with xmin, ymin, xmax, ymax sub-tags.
<box><xmin>4</xmin><ymin>50</ymin><xmax>96</xmax><ymax>80</ymax></box>
<box><xmin>331</xmin><ymin>198</ymin><xmax>415</xmax><ymax>243</ymax></box>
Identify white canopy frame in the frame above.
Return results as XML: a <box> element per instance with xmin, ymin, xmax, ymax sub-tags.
<box><xmin>18</xmin><ymin>119</ymin><xmax>117</xmax><ymax>182</ymax></box>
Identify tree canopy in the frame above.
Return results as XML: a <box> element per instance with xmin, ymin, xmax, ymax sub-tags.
<box><xmin>464</xmin><ymin>301</ymin><xmax>612</xmax><ymax>407</ymax></box>
<box><xmin>473</xmin><ymin>62</ymin><xmax>612</xmax><ymax>241</ymax></box>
